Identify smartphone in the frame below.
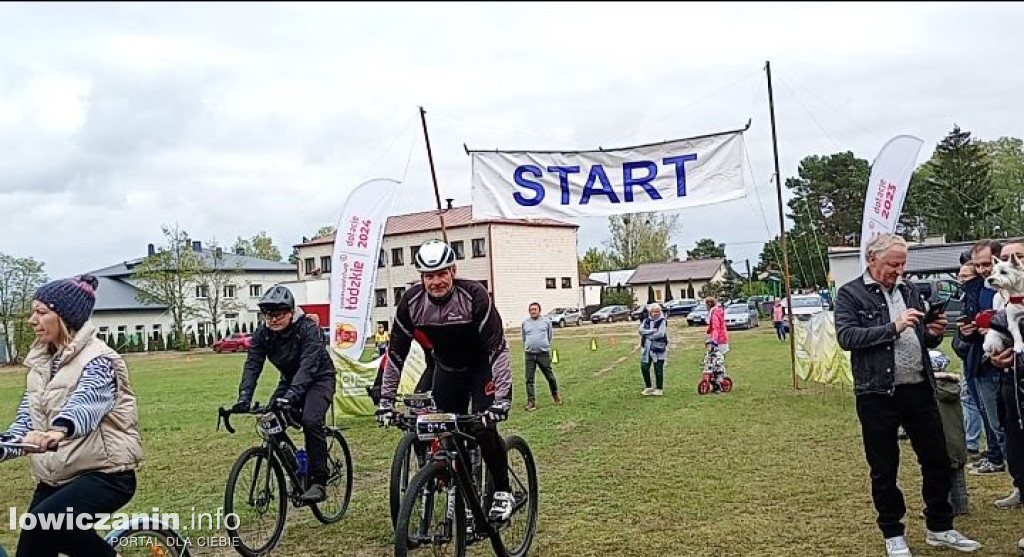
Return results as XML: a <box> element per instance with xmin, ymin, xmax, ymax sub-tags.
<box><xmin>924</xmin><ymin>298</ymin><xmax>949</xmax><ymax>323</ymax></box>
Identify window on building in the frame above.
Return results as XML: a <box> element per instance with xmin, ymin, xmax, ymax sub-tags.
<box><xmin>391</xmin><ymin>248</ymin><xmax>404</xmax><ymax>266</ymax></box>
<box><xmin>98</xmin><ymin>326</ymin><xmax>109</xmax><ymax>341</ymax></box>
<box><xmin>152</xmin><ymin>324</ymin><xmax>162</xmax><ymax>332</ymax></box>
<box><xmin>393</xmin><ymin>287</ymin><xmax>406</xmax><ymax>306</ymax></box>
<box><xmin>249</xmin><ymin>284</ymin><xmax>262</xmax><ymax>297</ymax></box>
<box><xmin>378</xmin><ymin>249</ymin><xmax>387</xmax><ymax>268</ymax></box>
<box><xmin>472</xmin><ymin>238</ymin><xmax>486</xmax><ymax>258</ymax></box>
<box><xmin>304</xmin><ymin>258</ymin><xmax>315</xmax><ymax>275</ymax></box>
<box><xmin>320</xmin><ymin>256</ymin><xmax>332</xmax><ymax>274</ymax></box>
<box><xmin>562</xmin><ymin>277</ymin><xmax>572</xmax><ymax>289</ymax></box>
<box><xmin>451</xmin><ymin>240</ymin><xmax>465</xmax><ymax>260</ymax></box>
<box><xmin>224</xmin><ymin>285</ymin><xmax>237</xmax><ymax>298</ymax></box>
<box><xmin>546</xmin><ymin>278</ymin><xmax>556</xmax><ymax>289</ymax></box>
<box><xmin>117</xmin><ymin>325</ymin><xmax>127</xmax><ymax>335</ymax></box>
<box><xmin>410</xmin><ymin>245</ymin><xmax>421</xmax><ymax>264</ymax></box>
<box><xmin>375</xmin><ymin>289</ymin><xmax>387</xmax><ymax>307</ymax></box>
<box><xmin>196</xmin><ymin>285</ymin><xmax>209</xmax><ymax>299</ymax></box>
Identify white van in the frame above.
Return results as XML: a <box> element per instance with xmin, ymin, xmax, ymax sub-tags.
<box><xmin>789</xmin><ymin>295</ymin><xmax>825</xmax><ymax>321</ymax></box>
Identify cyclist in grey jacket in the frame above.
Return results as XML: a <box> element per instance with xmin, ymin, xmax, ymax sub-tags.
<box><xmin>376</xmin><ymin>239</ymin><xmax>515</xmax><ymax>522</ymax></box>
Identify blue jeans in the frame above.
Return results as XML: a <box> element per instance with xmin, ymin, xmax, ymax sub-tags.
<box><xmin>962</xmin><ymin>377</ymin><xmax>982</xmax><ymax>451</ymax></box>
<box><xmin>975</xmin><ymin>374</ymin><xmax>1005</xmax><ymax>465</ymax></box>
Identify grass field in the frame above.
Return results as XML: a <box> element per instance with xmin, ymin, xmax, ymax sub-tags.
<box><xmin>0</xmin><ymin>321</ymin><xmax>1021</xmax><ymax>556</ymax></box>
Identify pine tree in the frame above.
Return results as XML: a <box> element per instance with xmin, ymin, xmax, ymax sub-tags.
<box><xmin>926</xmin><ymin>125</ymin><xmax>996</xmax><ymax>241</ymax></box>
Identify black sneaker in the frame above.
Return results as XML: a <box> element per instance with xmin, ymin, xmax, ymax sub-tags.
<box><xmin>300</xmin><ymin>483</ymin><xmax>327</xmax><ymax>503</ymax></box>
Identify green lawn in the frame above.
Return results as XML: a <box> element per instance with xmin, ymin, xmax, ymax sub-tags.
<box><xmin>0</xmin><ymin>322</ymin><xmax>1020</xmax><ymax>556</ymax></box>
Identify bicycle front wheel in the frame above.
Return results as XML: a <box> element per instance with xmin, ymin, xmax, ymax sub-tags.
<box><xmin>395</xmin><ymin>464</ymin><xmax>466</xmax><ymax>557</ymax></box>
<box><xmin>312</xmin><ymin>427</ymin><xmax>354</xmax><ymax>524</ymax></box>
<box><xmin>224</xmin><ymin>446</ymin><xmax>288</xmax><ymax>556</ymax></box>
<box><xmin>500</xmin><ymin>435</ymin><xmax>539</xmax><ymax>557</ymax></box>
<box><xmin>389</xmin><ymin>431</ymin><xmax>426</xmax><ymax>528</ymax></box>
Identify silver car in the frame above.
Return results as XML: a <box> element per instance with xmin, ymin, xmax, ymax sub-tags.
<box><xmin>725</xmin><ymin>303</ymin><xmax>759</xmax><ymax>330</ymax></box>
<box><xmin>546</xmin><ymin>307</ymin><xmax>583</xmax><ymax>327</ymax></box>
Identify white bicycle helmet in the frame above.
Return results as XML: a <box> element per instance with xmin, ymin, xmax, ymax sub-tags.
<box><xmin>414</xmin><ymin>239</ymin><xmax>457</xmax><ymax>272</ymax></box>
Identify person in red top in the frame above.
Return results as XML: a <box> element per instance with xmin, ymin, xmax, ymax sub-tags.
<box><xmin>705</xmin><ymin>296</ymin><xmax>729</xmax><ymax>354</ymax></box>
<box><xmin>773</xmin><ymin>299</ymin><xmax>787</xmax><ymax>341</ymax></box>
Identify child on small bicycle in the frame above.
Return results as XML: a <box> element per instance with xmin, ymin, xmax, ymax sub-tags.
<box><xmin>703</xmin><ymin>339</ymin><xmax>729</xmax><ymax>391</ymax></box>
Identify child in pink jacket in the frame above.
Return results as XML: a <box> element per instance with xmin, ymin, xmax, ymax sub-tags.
<box><xmin>705</xmin><ymin>297</ymin><xmax>729</xmax><ymax>354</ymax></box>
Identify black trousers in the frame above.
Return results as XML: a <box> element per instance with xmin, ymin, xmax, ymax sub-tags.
<box><xmin>275</xmin><ymin>376</ymin><xmax>336</xmax><ymax>485</ymax></box>
<box><xmin>17</xmin><ymin>470</ymin><xmax>136</xmax><ymax>557</ymax></box>
<box><xmin>525</xmin><ymin>351</ymin><xmax>559</xmax><ymax>402</ymax></box>
<box><xmin>432</xmin><ymin>368</ymin><xmax>510</xmax><ymax>493</ymax></box>
<box><xmin>999</xmin><ymin>375</ymin><xmax>1024</xmax><ymax>491</ymax></box>
<box><xmin>855</xmin><ymin>382</ymin><xmax>953</xmax><ymax>538</ymax></box>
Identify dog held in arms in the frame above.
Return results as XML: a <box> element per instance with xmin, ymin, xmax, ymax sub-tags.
<box><xmin>983</xmin><ymin>254</ymin><xmax>1024</xmax><ymax>357</ymax></box>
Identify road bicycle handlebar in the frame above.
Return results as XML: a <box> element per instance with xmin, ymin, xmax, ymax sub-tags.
<box><xmin>217</xmin><ymin>402</ymin><xmax>304</xmax><ymax>434</ymax></box>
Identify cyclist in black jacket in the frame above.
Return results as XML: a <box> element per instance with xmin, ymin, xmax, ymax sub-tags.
<box><xmin>376</xmin><ymin>239</ymin><xmax>515</xmax><ymax>522</ymax></box>
<box><xmin>231</xmin><ymin>285</ymin><xmax>337</xmax><ymax>503</ymax></box>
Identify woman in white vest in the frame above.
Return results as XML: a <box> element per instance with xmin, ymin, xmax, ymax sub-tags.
<box><xmin>0</xmin><ymin>275</ymin><xmax>142</xmax><ymax>557</ymax></box>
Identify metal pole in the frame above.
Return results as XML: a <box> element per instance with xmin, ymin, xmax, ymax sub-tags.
<box><xmin>419</xmin><ymin>106</ymin><xmax>448</xmax><ymax>242</ymax></box>
<box><xmin>766</xmin><ymin>61</ymin><xmax>799</xmax><ymax>390</ymax></box>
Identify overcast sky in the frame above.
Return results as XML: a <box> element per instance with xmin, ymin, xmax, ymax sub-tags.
<box><xmin>2</xmin><ymin>2</ymin><xmax>1023</xmax><ymax>280</ymax></box>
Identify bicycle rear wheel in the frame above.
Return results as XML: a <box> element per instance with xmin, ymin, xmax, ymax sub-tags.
<box><xmin>224</xmin><ymin>446</ymin><xmax>288</xmax><ymax>556</ymax></box>
<box><xmin>389</xmin><ymin>431</ymin><xmax>426</xmax><ymax>528</ymax></box>
<box><xmin>395</xmin><ymin>464</ymin><xmax>466</xmax><ymax>557</ymax></box>
<box><xmin>500</xmin><ymin>435</ymin><xmax>539</xmax><ymax>557</ymax></box>
<box><xmin>312</xmin><ymin>427</ymin><xmax>354</xmax><ymax>524</ymax></box>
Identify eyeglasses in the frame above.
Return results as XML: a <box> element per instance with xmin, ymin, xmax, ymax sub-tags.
<box><xmin>261</xmin><ymin>309</ymin><xmax>291</xmax><ymax>321</ymax></box>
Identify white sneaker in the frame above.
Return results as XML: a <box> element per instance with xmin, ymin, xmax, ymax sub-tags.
<box><xmin>885</xmin><ymin>536</ymin><xmax>912</xmax><ymax>557</ymax></box>
<box><xmin>488</xmin><ymin>491</ymin><xmax>514</xmax><ymax>522</ymax></box>
<box><xmin>925</xmin><ymin>529</ymin><xmax>981</xmax><ymax>552</ymax></box>
<box><xmin>651</xmin><ymin>389</ymin><xmax>664</xmax><ymax>396</ymax></box>
<box><xmin>995</xmin><ymin>488</ymin><xmax>1021</xmax><ymax>509</ymax></box>
<box><xmin>641</xmin><ymin>388</ymin><xmax>655</xmax><ymax>396</ymax></box>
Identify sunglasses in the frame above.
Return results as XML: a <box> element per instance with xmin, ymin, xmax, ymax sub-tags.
<box><xmin>261</xmin><ymin>309</ymin><xmax>291</xmax><ymax>320</ymax></box>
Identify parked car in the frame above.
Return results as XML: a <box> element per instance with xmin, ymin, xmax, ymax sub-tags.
<box><xmin>213</xmin><ymin>333</ymin><xmax>252</xmax><ymax>353</ymax></box>
<box><xmin>547</xmin><ymin>307</ymin><xmax>583</xmax><ymax>327</ymax></box>
<box><xmin>687</xmin><ymin>305</ymin><xmax>710</xmax><ymax>327</ymax></box>
<box><xmin>789</xmin><ymin>294</ymin><xmax>826</xmax><ymax>321</ymax></box>
<box><xmin>725</xmin><ymin>303</ymin><xmax>759</xmax><ymax>330</ymax></box>
<box><xmin>591</xmin><ymin>305</ymin><xmax>631</xmax><ymax>324</ymax></box>
<box><xmin>630</xmin><ymin>303</ymin><xmax>673</xmax><ymax>321</ymax></box>
<box><xmin>663</xmin><ymin>298</ymin><xmax>700</xmax><ymax>317</ymax></box>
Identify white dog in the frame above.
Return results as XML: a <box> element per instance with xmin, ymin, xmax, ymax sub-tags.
<box><xmin>983</xmin><ymin>254</ymin><xmax>1024</xmax><ymax>356</ymax></box>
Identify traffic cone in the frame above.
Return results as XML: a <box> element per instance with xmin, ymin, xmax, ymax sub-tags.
<box><xmin>552</xmin><ymin>349</ymin><xmax>559</xmax><ymax>364</ymax></box>
<box><xmin>590</xmin><ymin>338</ymin><xmax>597</xmax><ymax>351</ymax></box>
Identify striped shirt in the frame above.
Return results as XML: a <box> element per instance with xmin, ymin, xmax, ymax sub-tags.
<box><xmin>1</xmin><ymin>355</ymin><xmax>117</xmax><ymax>459</ymax></box>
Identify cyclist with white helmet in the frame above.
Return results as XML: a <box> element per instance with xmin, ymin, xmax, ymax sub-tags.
<box><xmin>376</xmin><ymin>239</ymin><xmax>516</xmax><ymax>522</ymax></box>
<box><xmin>231</xmin><ymin>285</ymin><xmax>337</xmax><ymax>503</ymax></box>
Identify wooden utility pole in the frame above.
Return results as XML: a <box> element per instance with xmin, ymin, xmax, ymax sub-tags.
<box><xmin>419</xmin><ymin>106</ymin><xmax>448</xmax><ymax>242</ymax></box>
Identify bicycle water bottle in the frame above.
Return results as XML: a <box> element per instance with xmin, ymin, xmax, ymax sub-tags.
<box><xmin>296</xmin><ymin>447</ymin><xmax>308</xmax><ymax>476</ymax></box>
<box><xmin>279</xmin><ymin>441</ymin><xmax>298</xmax><ymax>472</ymax></box>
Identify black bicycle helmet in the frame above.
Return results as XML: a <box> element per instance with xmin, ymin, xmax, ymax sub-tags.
<box><xmin>414</xmin><ymin>240</ymin><xmax>456</xmax><ymax>272</ymax></box>
<box><xmin>258</xmin><ymin>285</ymin><xmax>295</xmax><ymax>311</ymax></box>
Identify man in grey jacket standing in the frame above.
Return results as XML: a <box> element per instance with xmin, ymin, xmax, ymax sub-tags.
<box><xmin>522</xmin><ymin>302</ymin><xmax>562</xmax><ymax>411</ymax></box>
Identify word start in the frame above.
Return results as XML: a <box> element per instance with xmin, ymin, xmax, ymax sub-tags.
<box><xmin>511</xmin><ymin>154</ymin><xmax>698</xmax><ymax>206</ymax></box>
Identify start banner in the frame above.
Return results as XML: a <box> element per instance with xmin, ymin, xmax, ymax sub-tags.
<box><xmin>469</xmin><ymin>129</ymin><xmax>747</xmax><ymax>219</ymax></box>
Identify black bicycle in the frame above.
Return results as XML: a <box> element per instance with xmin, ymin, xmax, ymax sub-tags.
<box><xmin>390</xmin><ymin>412</ymin><xmax>538</xmax><ymax>557</ymax></box>
<box><xmin>389</xmin><ymin>392</ymin><xmax>436</xmax><ymax>528</ymax></box>
<box><xmin>217</xmin><ymin>402</ymin><xmax>353</xmax><ymax>556</ymax></box>
<box><xmin>0</xmin><ymin>437</ymin><xmax>194</xmax><ymax>557</ymax></box>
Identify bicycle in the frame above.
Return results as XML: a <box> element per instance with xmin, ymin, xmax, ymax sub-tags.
<box><xmin>388</xmin><ymin>392</ymin><xmax>436</xmax><ymax>528</ymax></box>
<box><xmin>217</xmin><ymin>402</ymin><xmax>353</xmax><ymax>557</ymax></box>
<box><xmin>389</xmin><ymin>412</ymin><xmax>538</xmax><ymax>557</ymax></box>
<box><xmin>0</xmin><ymin>438</ymin><xmax>193</xmax><ymax>557</ymax></box>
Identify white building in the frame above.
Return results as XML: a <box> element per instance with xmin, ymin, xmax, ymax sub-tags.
<box><xmin>625</xmin><ymin>259</ymin><xmax>730</xmax><ymax>304</ymax></box>
<box><xmin>293</xmin><ymin>204</ymin><xmax>581</xmax><ymax>329</ymax></box>
<box><xmin>88</xmin><ymin>242</ymin><xmax>296</xmax><ymax>346</ymax></box>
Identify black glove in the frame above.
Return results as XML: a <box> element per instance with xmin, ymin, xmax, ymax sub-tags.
<box><xmin>231</xmin><ymin>400</ymin><xmax>251</xmax><ymax>413</ymax></box>
<box><xmin>484</xmin><ymin>399</ymin><xmax>510</xmax><ymax>424</ymax></box>
<box><xmin>375</xmin><ymin>399</ymin><xmax>396</xmax><ymax>427</ymax></box>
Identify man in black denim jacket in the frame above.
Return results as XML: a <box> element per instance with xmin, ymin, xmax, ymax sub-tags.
<box><xmin>835</xmin><ymin>234</ymin><xmax>980</xmax><ymax>556</ymax></box>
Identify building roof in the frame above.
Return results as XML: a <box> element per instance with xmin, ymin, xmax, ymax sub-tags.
<box><xmin>92</xmin><ymin>277</ymin><xmax>168</xmax><ymax>312</ymax></box>
<box><xmin>295</xmin><ymin>205</ymin><xmax>578</xmax><ymax>248</ymax></box>
<box><xmin>588</xmin><ymin>270</ymin><xmax>635</xmax><ymax>288</ymax></box>
<box><xmin>828</xmin><ymin>241</ymin><xmax>979</xmax><ymax>275</ymax></box>
<box><xmin>627</xmin><ymin>259</ymin><xmax>727</xmax><ymax>285</ymax></box>
<box><xmin>90</xmin><ymin>249</ymin><xmax>294</xmax><ymax>278</ymax></box>
<box><xmin>579</xmin><ymin>274</ymin><xmax>604</xmax><ymax>286</ymax></box>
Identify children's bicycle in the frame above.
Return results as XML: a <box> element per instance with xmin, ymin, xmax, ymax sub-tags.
<box><xmin>390</xmin><ymin>412</ymin><xmax>538</xmax><ymax>557</ymax></box>
<box><xmin>217</xmin><ymin>402</ymin><xmax>353</xmax><ymax>556</ymax></box>
<box><xmin>0</xmin><ymin>438</ymin><xmax>193</xmax><ymax>557</ymax></box>
<box><xmin>697</xmin><ymin>347</ymin><xmax>733</xmax><ymax>395</ymax></box>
